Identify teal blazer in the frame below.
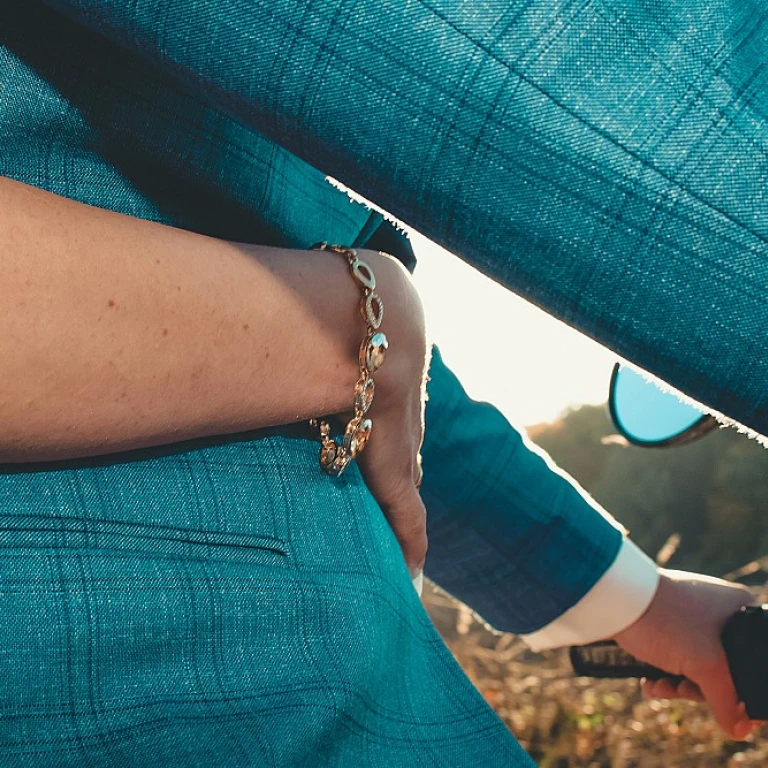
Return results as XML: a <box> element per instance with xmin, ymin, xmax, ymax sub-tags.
<box><xmin>39</xmin><ymin>0</ymin><xmax>768</xmax><ymax>438</ymax></box>
<box><xmin>4</xmin><ymin>0</ymin><xmax>757</xmax><ymax>764</ymax></box>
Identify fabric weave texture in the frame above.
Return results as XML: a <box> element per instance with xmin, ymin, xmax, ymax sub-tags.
<box><xmin>45</xmin><ymin>0</ymin><xmax>768</xmax><ymax>435</ymax></box>
<box><xmin>3</xmin><ymin>0</ymin><xmax>751</xmax><ymax>762</ymax></box>
<box><xmin>0</xmin><ymin>1</ymin><xmax>607</xmax><ymax>764</ymax></box>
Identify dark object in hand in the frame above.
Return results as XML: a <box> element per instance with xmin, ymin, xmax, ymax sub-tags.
<box><xmin>722</xmin><ymin>605</ymin><xmax>768</xmax><ymax>720</ymax></box>
<box><xmin>569</xmin><ymin>604</ymin><xmax>768</xmax><ymax>720</ymax></box>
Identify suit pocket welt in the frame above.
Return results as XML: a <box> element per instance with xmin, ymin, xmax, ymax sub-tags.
<box><xmin>0</xmin><ymin>513</ymin><xmax>290</xmax><ymax>565</ymax></box>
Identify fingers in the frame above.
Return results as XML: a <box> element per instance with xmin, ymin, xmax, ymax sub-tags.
<box><xmin>677</xmin><ymin>679</ymin><xmax>705</xmax><ymax>702</ymax></box>
<box><xmin>642</xmin><ymin>677</ymin><xmax>704</xmax><ymax>702</ymax></box>
<box><xmin>355</xmin><ymin>405</ymin><xmax>427</xmax><ymax>578</ymax></box>
<box><xmin>694</xmin><ymin>652</ymin><xmax>755</xmax><ymax>740</ymax></box>
<box><xmin>382</xmin><ymin>484</ymin><xmax>428</xmax><ymax>577</ymax></box>
<box><xmin>643</xmin><ymin>675</ymin><xmax>767</xmax><ymax>740</ymax></box>
<box><xmin>643</xmin><ymin>664</ymin><xmax>750</xmax><ymax>739</ymax></box>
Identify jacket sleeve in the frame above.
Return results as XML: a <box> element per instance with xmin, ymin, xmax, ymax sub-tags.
<box><xmin>40</xmin><ymin>0</ymin><xmax>768</xmax><ymax>437</ymax></box>
<box><xmin>420</xmin><ymin>344</ymin><xmax>658</xmax><ymax>641</ymax></box>
<box><xmin>364</xmin><ymin>227</ymin><xmax>659</xmax><ymax>644</ymax></box>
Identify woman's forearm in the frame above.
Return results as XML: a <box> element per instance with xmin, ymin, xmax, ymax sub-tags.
<box><xmin>0</xmin><ymin>176</ymin><xmax>392</xmax><ymax>462</ymax></box>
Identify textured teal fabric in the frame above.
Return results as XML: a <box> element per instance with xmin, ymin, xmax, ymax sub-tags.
<box><xmin>0</xmin><ymin>3</ymin><xmax>577</xmax><ymax>765</ymax></box>
<box><xmin>0</xmin><ymin>436</ymin><xmax>530</xmax><ymax>766</ymax></box>
<box><xmin>45</xmin><ymin>0</ymin><xmax>768</xmax><ymax>435</ymax></box>
<box><xmin>0</xmin><ymin>4</ymin><xmax>380</xmax><ymax>249</ymax></box>
<box><xmin>421</xmin><ymin>346</ymin><xmax>623</xmax><ymax>633</ymax></box>
<box><xmin>0</xmin><ymin>0</ymin><xmax>623</xmax><ymax>636</ymax></box>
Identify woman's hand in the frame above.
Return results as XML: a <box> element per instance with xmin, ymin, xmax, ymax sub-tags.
<box><xmin>346</xmin><ymin>250</ymin><xmax>431</xmax><ymax>582</ymax></box>
<box><xmin>0</xmin><ymin>176</ymin><xmax>431</xmax><ymax>579</ymax></box>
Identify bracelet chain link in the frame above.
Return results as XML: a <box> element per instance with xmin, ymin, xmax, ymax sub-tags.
<box><xmin>308</xmin><ymin>243</ymin><xmax>389</xmax><ymax>477</ymax></box>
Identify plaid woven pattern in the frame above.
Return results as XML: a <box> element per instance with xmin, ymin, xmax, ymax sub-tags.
<box><xmin>0</xmin><ymin>4</ymin><xmax>379</xmax><ymax>249</ymax></box>
<box><xmin>1</xmin><ymin>0</ymin><xmax>623</xmax><ymax>633</ymax></box>
<box><xmin>0</xmin><ymin>437</ymin><xmax>530</xmax><ymax>766</ymax></box>
<box><xmin>47</xmin><ymin>0</ymin><xmax>768</xmax><ymax>436</ymax></box>
<box><xmin>421</xmin><ymin>346</ymin><xmax>623</xmax><ymax>634</ymax></box>
<box><xmin>0</xmin><ymin>3</ymin><xmax>547</xmax><ymax>765</ymax></box>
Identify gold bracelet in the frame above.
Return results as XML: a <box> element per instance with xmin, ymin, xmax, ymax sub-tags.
<box><xmin>308</xmin><ymin>242</ymin><xmax>389</xmax><ymax>477</ymax></box>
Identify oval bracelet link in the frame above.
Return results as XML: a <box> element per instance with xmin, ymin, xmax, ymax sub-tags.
<box><xmin>350</xmin><ymin>257</ymin><xmax>376</xmax><ymax>290</ymax></box>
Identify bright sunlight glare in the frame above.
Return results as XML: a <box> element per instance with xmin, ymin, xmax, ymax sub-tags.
<box><xmin>408</xmin><ymin>231</ymin><xmax>617</xmax><ymax>428</ymax></box>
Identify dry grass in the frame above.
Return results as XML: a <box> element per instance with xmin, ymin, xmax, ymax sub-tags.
<box><xmin>423</xmin><ymin>582</ymin><xmax>768</xmax><ymax>767</ymax></box>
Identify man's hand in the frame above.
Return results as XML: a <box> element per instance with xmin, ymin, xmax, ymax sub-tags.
<box><xmin>612</xmin><ymin>568</ymin><xmax>759</xmax><ymax>740</ymax></box>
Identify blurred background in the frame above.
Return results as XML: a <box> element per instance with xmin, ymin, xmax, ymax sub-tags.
<box><xmin>409</xmin><ymin>233</ymin><xmax>768</xmax><ymax>767</ymax></box>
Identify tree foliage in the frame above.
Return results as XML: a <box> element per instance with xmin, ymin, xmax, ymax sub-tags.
<box><xmin>529</xmin><ymin>405</ymin><xmax>768</xmax><ymax>576</ymax></box>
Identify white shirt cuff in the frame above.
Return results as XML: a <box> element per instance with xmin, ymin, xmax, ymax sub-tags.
<box><xmin>519</xmin><ymin>538</ymin><xmax>660</xmax><ymax>652</ymax></box>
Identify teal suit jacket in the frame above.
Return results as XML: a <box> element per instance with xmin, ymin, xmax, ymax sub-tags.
<box><xmin>38</xmin><ymin>0</ymin><xmax>768</xmax><ymax>438</ymax></box>
<box><xmin>0</xmin><ymin>1</ymin><xmax>623</xmax><ymax>638</ymax></box>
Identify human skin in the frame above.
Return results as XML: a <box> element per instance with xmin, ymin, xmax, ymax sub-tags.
<box><xmin>4</xmin><ymin>177</ymin><xmax>756</xmax><ymax>742</ymax></box>
<box><xmin>0</xmin><ymin>175</ymin><xmax>429</xmax><ymax>574</ymax></box>
<box><xmin>613</xmin><ymin>569</ymin><xmax>762</xmax><ymax>741</ymax></box>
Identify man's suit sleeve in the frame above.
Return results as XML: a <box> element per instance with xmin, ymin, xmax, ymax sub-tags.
<box><xmin>38</xmin><ymin>1</ymin><xmax>768</xmax><ymax>438</ymax></box>
<box><xmin>421</xmin><ymin>344</ymin><xmax>659</xmax><ymax>647</ymax></box>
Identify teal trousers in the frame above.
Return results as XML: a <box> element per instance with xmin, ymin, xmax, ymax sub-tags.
<box><xmin>0</xmin><ymin>434</ymin><xmax>532</xmax><ymax>766</ymax></box>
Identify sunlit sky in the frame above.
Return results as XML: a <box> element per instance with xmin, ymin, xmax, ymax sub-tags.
<box><xmin>407</xmin><ymin>230</ymin><xmax>617</xmax><ymax>427</ymax></box>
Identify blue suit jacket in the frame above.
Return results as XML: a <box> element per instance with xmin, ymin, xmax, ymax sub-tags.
<box><xmin>0</xmin><ymin>0</ymin><xmax>623</xmax><ymax>638</ymax></box>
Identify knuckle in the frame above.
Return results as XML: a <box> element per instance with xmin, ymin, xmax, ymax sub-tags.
<box><xmin>393</xmin><ymin>509</ymin><xmax>426</xmax><ymax>540</ymax></box>
<box><xmin>382</xmin><ymin>472</ymin><xmax>421</xmax><ymax>507</ymax></box>
<box><xmin>404</xmin><ymin>534</ymin><xmax>428</xmax><ymax>570</ymax></box>
<box><xmin>391</xmin><ymin>509</ymin><xmax>427</xmax><ymax>557</ymax></box>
